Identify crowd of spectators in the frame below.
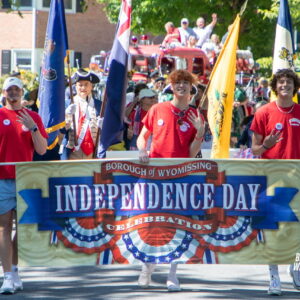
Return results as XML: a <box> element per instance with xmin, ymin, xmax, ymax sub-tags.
<box><xmin>1</xmin><ymin>39</ymin><xmax>300</xmax><ymax>297</ymax></box>
<box><xmin>162</xmin><ymin>14</ymin><xmax>219</xmax><ymax>59</ymax></box>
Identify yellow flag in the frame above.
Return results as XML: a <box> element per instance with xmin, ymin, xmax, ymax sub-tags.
<box><xmin>207</xmin><ymin>15</ymin><xmax>240</xmax><ymax>159</ymax></box>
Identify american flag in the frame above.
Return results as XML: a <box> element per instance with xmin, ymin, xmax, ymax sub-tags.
<box><xmin>98</xmin><ymin>0</ymin><xmax>132</xmax><ymax>158</ymax></box>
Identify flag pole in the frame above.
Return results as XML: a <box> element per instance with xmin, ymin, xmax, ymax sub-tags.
<box><xmin>93</xmin><ymin>86</ymin><xmax>107</xmax><ymax>158</ymax></box>
<box><xmin>66</xmin><ymin>50</ymin><xmax>78</xmax><ymax>146</ymax></box>
<box><xmin>198</xmin><ymin>81</ymin><xmax>210</xmax><ymax>110</ymax></box>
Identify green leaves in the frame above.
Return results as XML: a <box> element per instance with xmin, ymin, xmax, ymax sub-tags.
<box><xmin>95</xmin><ymin>0</ymin><xmax>299</xmax><ymax>59</ymax></box>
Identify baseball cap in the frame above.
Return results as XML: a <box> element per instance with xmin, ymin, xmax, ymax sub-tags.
<box><xmin>126</xmin><ymin>92</ymin><xmax>134</xmax><ymax>104</ymax></box>
<box><xmin>259</xmin><ymin>77</ymin><xmax>268</xmax><ymax>84</ymax></box>
<box><xmin>181</xmin><ymin>18</ymin><xmax>189</xmax><ymax>24</ymax></box>
<box><xmin>234</xmin><ymin>87</ymin><xmax>247</xmax><ymax>102</ymax></box>
<box><xmin>149</xmin><ymin>70</ymin><xmax>159</xmax><ymax>78</ymax></box>
<box><xmin>155</xmin><ymin>76</ymin><xmax>165</xmax><ymax>83</ymax></box>
<box><xmin>138</xmin><ymin>88</ymin><xmax>157</xmax><ymax>100</ymax></box>
<box><xmin>3</xmin><ymin>77</ymin><xmax>23</xmax><ymax>90</ymax></box>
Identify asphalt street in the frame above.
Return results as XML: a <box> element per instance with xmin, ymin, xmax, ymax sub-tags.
<box><xmin>1</xmin><ymin>264</ymin><xmax>300</xmax><ymax>299</ymax></box>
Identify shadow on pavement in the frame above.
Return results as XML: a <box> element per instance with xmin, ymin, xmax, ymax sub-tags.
<box><xmin>2</xmin><ymin>265</ymin><xmax>300</xmax><ymax>300</ymax></box>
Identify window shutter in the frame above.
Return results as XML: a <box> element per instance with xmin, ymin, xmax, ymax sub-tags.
<box><xmin>2</xmin><ymin>0</ymin><xmax>11</xmax><ymax>8</ymax></box>
<box><xmin>76</xmin><ymin>0</ymin><xmax>83</xmax><ymax>13</ymax></box>
<box><xmin>1</xmin><ymin>50</ymin><xmax>11</xmax><ymax>75</ymax></box>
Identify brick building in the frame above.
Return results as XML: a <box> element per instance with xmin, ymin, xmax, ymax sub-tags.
<box><xmin>0</xmin><ymin>0</ymin><xmax>116</xmax><ymax>75</ymax></box>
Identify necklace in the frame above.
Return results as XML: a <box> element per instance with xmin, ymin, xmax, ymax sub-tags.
<box><xmin>275</xmin><ymin>101</ymin><xmax>295</xmax><ymax>114</ymax></box>
<box><xmin>171</xmin><ymin>108</ymin><xmax>188</xmax><ymax>125</ymax></box>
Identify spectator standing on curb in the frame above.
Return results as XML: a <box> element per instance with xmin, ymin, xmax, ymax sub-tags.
<box><xmin>237</xmin><ymin>100</ymin><xmax>268</xmax><ymax>149</ymax></box>
<box><xmin>124</xmin><ymin>82</ymin><xmax>148</xmax><ymax>150</ymax></box>
<box><xmin>0</xmin><ymin>77</ymin><xmax>47</xmax><ymax>294</ymax></box>
<box><xmin>255</xmin><ymin>77</ymin><xmax>271</xmax><ymax>102</ymax></box>
<box><xmin>147</xmin><ymin>70</ymin><xmax>159</xmax><ymax>89</ymax></box>
<box><xmin>127</xmin><ymin>88</ymin><xmax>157</xmax><ymax>150</ymax></box>
<box><xmin>136</xmin><ymin>69</ymin><xmax>205</xmax><ymax>292</ymax></box>
<box><xmin>251</xmin><ymin>69</ymin><xmax>300</xmax><ymax>295</ymax></box>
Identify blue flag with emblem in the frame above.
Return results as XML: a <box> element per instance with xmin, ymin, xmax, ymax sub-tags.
<box><xmin>38</xmin><ymin>0</ymin><xmax>68</xmax><ymax>149</ymax></box>
<box><xmin>273</xmin><ymin>0</ymin><xmax>295</xmax><ymax>74</ymax></box>
<box><xmin>97</xmin><ymin>0</ymin><xmax>132</xmax><ymax>158</ymax></box>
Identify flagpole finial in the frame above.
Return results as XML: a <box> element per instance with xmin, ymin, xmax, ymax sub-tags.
<box><xmin>239</xmin><ymin>0</ymin><xmax>248</xmax><ymax>16</ymax></box>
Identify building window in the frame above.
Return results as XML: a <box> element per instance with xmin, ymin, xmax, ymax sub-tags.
<box><xmin>12</xmin><ymin>0</ymin><xmax>32</xmax><ymax>9</ymax></box>
<box><xmin>12</xmin><ymin>50</ymin><xmax>32</xmax><ymax>71</ymax></box>
<box><xmin>40</xmin><ymin>0</ymin><xmax>75</xmax><ymax>12</ymax></box>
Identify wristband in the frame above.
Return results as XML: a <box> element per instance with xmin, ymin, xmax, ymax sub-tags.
<box><xmin>29</xmin><ymin>124</ymin><xmax>38</xmax><ymax>132</ymax></box>
<box><xmin>194</xmin><ymin>135</ymin><xmax>203</xmax><ymax>142</ymax></box>
<box><xmin>262</xmin><ymin>144</ymin><xmax>270</xmax><ymax>150</ymax></box>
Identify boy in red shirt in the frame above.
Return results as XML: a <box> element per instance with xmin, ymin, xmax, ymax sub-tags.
<box><xmin>0</xmin><ymin>77</ymin><xmax>48</xmax><ymax>294</ymax></box>
<box><xmin>251</xmin><ymin>69</ymin><xmax>300</xmax><ymax>295</ymax></box>
<box><xmin>137</xmin><ymin>69</ymin><xmax>205</xmax><ymax>291</ymax></box>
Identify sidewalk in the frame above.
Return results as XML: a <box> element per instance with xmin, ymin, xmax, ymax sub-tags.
<box><xmin>1</xmin><ymin>264</ymin><xmax>300</xmax><ymax>299</ymax></box>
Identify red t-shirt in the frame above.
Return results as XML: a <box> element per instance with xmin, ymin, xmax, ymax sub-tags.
<box><xmin>0</xmin><ymin>107</ymin><xmax>48</xmax><ymax>179</ymax></box>
<box><xmin>250</xmin><ymin>101</ymin><xmax>300</xmax><ymax>159</ymax></box>
<box><xmin>164</xmin><ymin>28</ymin><xmax>181</xmax><ymax>44</ymax></box>
<box><xmin>142</xmin><ymin>102</ymin><xmax>197</xmax><ymax>158</ymax></box>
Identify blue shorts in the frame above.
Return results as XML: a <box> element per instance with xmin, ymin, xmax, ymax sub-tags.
<box><xmin>0</xmin><ymin>179</ymin><xmax>16</xmax><ymax>215</ymax></box>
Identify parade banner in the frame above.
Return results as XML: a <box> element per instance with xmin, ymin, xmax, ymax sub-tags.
<box><xmin>16</xmin><ymin>159</ymin><xmax>300</xmax><ymax>266</ymax></box>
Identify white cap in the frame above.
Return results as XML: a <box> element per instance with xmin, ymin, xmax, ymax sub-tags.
<box><xmin>138</xmin><ymin>88</ymin><xmax>157</xmax><ymax>100</ymax></box>
<box><xmin>181</xmin><ymin>18</ymin><xmax>189</xmax><ymax>24</ymax></box>
<box><xmin>126</xmin><ymin>92</ymin><xmax>134</xmax><ymax>104</ymax></box>
<box><xmin>3</xmin><ymin>77</ymin><xmax>23</xmax><ymax>90</ymax></box>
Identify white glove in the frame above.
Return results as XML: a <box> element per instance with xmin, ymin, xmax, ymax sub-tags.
<box><xmin>65</xmin><ymin>103</ymin><xmax>77</xmax><ymax>115</ymax></box>
<box><xmin>97</xmin><ymin>117</ymin><xmax>104</xmax><ymax>129</ymax></box>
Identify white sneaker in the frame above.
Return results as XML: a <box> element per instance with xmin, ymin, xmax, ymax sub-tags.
<box><xmin>167</xmin><ymin>275</ymin><xmax>181</xmax><ymax>292</ymax></box>
<box><xmin>12</xmin><ymin>271</ymin><xmax>23</xmax><ymax>291</ymax></box>
<box><xmin>268</xmin><ymin>275</ymin><xmax>282</xmax><ymax>296</ymax></box>
<box><xmin>0</xmin><ymin>276</ymin><xmax>15</xmax><ymax>295</ymax></box>
<box><xmin>138</xmin><ymin>264</ymin><xmax>155</xmax><ymax>288</ymax></box>
<box><xmin>289</xmin><ymin>263</ymin><xmax>300</xmax><ymax>290</ymax></box>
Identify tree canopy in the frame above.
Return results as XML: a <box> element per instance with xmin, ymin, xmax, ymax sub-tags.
<box><xmin>3</xmin><ymin>0</ymin><xmax>300</xmax><ymax>59</ymax></box>
<box><xmin>95</xmin><ymin>0</ymin><xmax>300</xmax><ymax>59</ymax></box>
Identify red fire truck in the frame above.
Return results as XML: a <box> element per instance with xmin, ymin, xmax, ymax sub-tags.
<box><xmin>129</xmin><ymin>44</ymin><xmax>211</xmax><ymax>82</ymax></box>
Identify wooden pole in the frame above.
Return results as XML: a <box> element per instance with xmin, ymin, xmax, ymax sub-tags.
<box><xmin>93</xmin><ymin>84</ymin><xmax>107</xmax><ymax>158</ymax></box>
<box><xmin>198</xmin><ymin>80</ymin><xmax>210</xmax><ymax>112</ymax></box>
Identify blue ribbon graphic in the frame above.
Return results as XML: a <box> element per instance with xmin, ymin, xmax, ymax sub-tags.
<box><xmin>18</xmin><ymin>175</ymin><xmax>299</xmax><ymax>231</ymax></box>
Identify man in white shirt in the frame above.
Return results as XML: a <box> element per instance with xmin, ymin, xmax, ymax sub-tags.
<box><xmin>193</xmin><ymin>13</ymin><xmax>217</xmax><ymax>48</ymax></box>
